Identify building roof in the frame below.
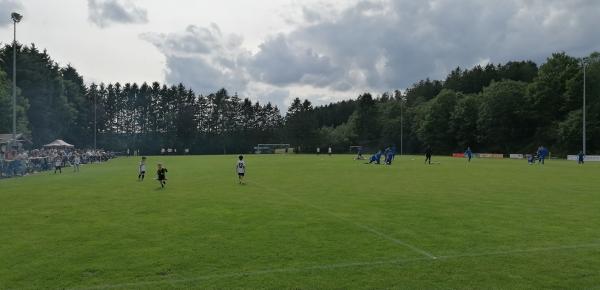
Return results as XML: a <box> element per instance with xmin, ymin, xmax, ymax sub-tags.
<box><xmin>0</xmin><ymin>133</ymin><xmax>25</xmax><ymax>144</ymax></box>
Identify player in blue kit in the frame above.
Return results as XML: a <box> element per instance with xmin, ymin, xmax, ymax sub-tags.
<box><xmin>367</xmin><ymin>150</ymin><xmax>383</xmax><ymax>164</ymax></box>
<box><xmin>465</xmin><ymin>147</ymin><xmax>473</xmax><ymax>162</ymax></box>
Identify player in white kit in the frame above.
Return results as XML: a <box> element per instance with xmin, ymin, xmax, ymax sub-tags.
<box><xmin>236</xmin><ymin>155</ymin><xmax>246</xmax><ymax>184</ymax></box>
<box><xmin>138</xmin><ymin>156</ymin><xmax>147</xmax><ymax>181</ymax></box>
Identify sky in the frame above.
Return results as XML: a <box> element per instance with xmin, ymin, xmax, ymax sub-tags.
<box><xmin>0</xmin><ymin>0</ymin><xmax>599</xmax><ymax>109</ymax></box>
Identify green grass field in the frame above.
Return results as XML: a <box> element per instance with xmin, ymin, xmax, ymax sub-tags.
<box><xmin>1</xmin><ymin>155</ymin><xmax>600</xmax><ymax>289</ymax></box>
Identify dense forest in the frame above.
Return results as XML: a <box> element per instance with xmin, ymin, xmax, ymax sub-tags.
<box><xmin>0</xmin><ymin>43</ymin><xmax>598</xmax><ymax>155</ymax></box>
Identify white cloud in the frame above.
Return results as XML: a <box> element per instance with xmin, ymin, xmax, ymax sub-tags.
<box><xmin>256</xmin><ymin>0</ymin><xmax>600</xmax><ymax>93</ymax></box>
<box><xmin>249</xmin><ymin>34</ymin><xmax>341</xmax><ymax>87</ymax></box>
<box><xmin>143</xmin><ymin>0</ymin><xmax>600</xmax><ymax>107</ymax></box>
<box><xmin>88</xmin><ymin>0</ymin><xmax>148</xmax><ymax>28</ymax></box>
<box><xmin>141</xmin><ymin>24</ymin><xmax>252</xmax><ymax>94</ymax></box>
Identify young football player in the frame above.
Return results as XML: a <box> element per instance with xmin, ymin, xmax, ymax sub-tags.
<box><xmin>138</xmin><ymin>156</ymin><xmax>147</xmax><ymax>181</ymax></box>
<box><xmin>236</xmin><ymin>155</ymin><xmax>246</xmax><ymax>184</ymax></box>
<box><xmin>157</xmin><ymin>163</ymin><xmax>168</xmax><ymax>188</ymax></box>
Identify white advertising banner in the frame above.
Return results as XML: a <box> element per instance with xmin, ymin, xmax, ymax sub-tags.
<box><xmin>567</xmin><ymin>155</ymin><xmax>600</xmax><ymax>162</ymax></box>
<box><xmin>478</xmin><ymin>153</ymin><xmax>504</xmax><ymax>159</ymax></box>
<box><xmin>509</xmin><ymin>154</ymin><xmax>524</xmax><ymax>159</ymax></box>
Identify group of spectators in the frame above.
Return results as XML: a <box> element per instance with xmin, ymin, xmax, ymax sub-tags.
<box><xmin>0</xmin><ymin>147</ymin><xmax>115</xmax><ymax>178</ymax></box>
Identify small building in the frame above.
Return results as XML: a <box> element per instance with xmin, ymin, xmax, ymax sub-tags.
<box><xmin>0</xmin><ymin>133</ymin><xmax>29</xmax><ymax>149</ymax></box>
<box><xmin>0</xmin><ymin>133</ymin><xmax>30</xmax><ymax>160</ymax></box>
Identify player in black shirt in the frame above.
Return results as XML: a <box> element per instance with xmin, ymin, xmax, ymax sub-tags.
<box><xmin>425</xmin><ymin>146</ymin><xmax>432</xmax><ymax>164</ymax></box>
<box><xmin>157</xmin><ymin>163</ymin><xmax>168</xmax><ymax>188</ymax></box>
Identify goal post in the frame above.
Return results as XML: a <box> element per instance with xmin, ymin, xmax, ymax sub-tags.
<box><xmin>254</xmin><ymin>144</ymin><xmax>293</xmax><ymax>154</ymax></box>
<box><xmin>349</xmin><ymin>145</ymin><xmax>366</xmax><ymax>159</ymax></box>
<box><xmin>349</xmin><ymin>145</ymin><xmax>364</xmax><ymax>153</ymax></box>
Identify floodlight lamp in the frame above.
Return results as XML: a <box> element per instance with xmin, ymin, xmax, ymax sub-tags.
<box><xmin>11</xmin><ymin>12</ymin><xmax>22</xmax><ymax>23</ymax></box>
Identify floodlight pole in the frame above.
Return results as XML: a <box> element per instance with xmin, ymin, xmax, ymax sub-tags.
<box><xmin>400</xmin><ymin>96</ymin><xmax>404</xmax><ymax>156</ymax></box>
<box><xmin>94</xmin><ymin>92</ymin><xmax>97</xmax><ymax>150</ymax></box>
<box><xmin>583</xmin><ymin>61</ymin><xmax>587</xmax><ymax>155</ymax></box>
<box><xmin>11</xmin><ymin>15</ymin><xmax>18</xmax><ymax>148</ymax></box>
<box><xmin>395</xmin><ymin>90</ymin><xmax>404</xmax><ymax>156</ymax></box>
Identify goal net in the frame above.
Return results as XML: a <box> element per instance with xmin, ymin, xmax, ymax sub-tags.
<box><xmin>349</xmin><ymin>145</ymin><xmax>366</xmax><ymax>159</ymax></box>
<box><xmin>254</xmin><ymin>144</ymin><xmax>293</xmax><ymax>154</ymax></box>
<box><xmin>349</xmin><ymin>145</ymin><xmax>364</xmax><ymax>153</ymax></box>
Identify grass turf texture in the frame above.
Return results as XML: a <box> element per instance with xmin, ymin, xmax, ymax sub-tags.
<box><xmin>1</xmin><ymin>155</ymin><xmax>599</xmax><ymax>289</ymax></box>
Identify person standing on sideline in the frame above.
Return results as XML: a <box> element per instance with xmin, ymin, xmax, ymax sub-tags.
<box><xmin>236</xmin><ymin>155</ymin><xmax>246</xmax><ymax>184</ymax></box>
<box><xmin>73</xmin><ymin>154</ymin><xmax>81</xmax><ymax>172</ymax></box>
<box><xmin>328</xmin><ymin>146</ymin><xmax>332</xmax><ymax>156</ymax></box>
<box><xmin>578</xmin><ymin>151</ymin><xmax>585</xmax><ymax>164</ymax></box>
<box><xmin>465</xmin><ymin>147</ymin><xmax>473</xmax><ymax>162</ymax></box>
<box><xmin>425</xmin><ymin>146</ymin><xmax>432</xmax><ymax>164</ymax></box>
<box><xmin>316</xmin><ymin>147</ymin><xmax>321</xmax><ymax>155</ymax></box>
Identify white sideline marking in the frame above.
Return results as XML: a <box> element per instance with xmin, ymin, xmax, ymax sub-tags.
<box><xmin>253</xmin><ymin>182</ymin><xmax>437</xmax><ymax>259</ymax></box>
<box><xmin>439</xmin><ymin>242</ymin><xmax>600</xmax><ymax>259</ymax></box>
<box><xmin>73</xmin><ymin>257</ymin><xmax>431</xmax><ymax>290</ymax></box>
<box><xmin>71</xmin><ymin>242</ymin><xmax>600</xmax><ymax>290</ymax></box>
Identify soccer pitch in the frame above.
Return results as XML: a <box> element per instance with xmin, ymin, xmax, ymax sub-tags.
<box><xmin>1</xmin><ymin>155</ymin><xmax>599</xmax><ymax>289</ymax></box>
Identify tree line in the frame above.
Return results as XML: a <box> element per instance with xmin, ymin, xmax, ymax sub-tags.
<box><xmin>287</xmin><ymin>53</ymin><xmax>599</xmax><ymax>155</ymax></box>
<box><xmin>0</xmin><ymin>43</ymin><xmax>598</xmax><ymax>155</ymax></box>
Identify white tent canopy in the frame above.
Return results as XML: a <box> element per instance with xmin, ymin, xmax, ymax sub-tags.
<box><xmin>43</xmin><ymin>139</ymin><xmax>74</xmax><ymax>148</ymax></box>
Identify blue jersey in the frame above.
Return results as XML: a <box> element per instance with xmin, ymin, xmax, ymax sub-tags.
<box><xmin>539</xmin><ymin>148</ymin><xmax>548</xmax><ymax>158</ymax></box>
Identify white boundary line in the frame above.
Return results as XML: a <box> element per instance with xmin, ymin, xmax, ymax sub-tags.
<box><xmin>72</xmin><ymin>257</ymin><xmax>431</xmax><ymax>290</ymax></box>
<box><xmin>253</xmin><ymin>182</ymin><xmax>437</xmax><ymax>259</ymax></box>
<box><xmin>70</xmin><ymin>242</ymin><xmax>600</xmax><ymax>290</ymax></box>
<box><xmin>438</xmin><ymin>242</ymin><xmax>600</xmax><ymax>259</ymax></box>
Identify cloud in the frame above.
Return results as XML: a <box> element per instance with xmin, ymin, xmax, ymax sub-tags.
<box><xmin>249</xmin><ymin>34</ymin><xmax>341</xmax><ymax>87</ymax></box>
<box><xmin>163</xmin><ymin>55</ymin><xmax>249</xmax><ymax>96</ymax></box>
<box><xmin>301</xmin><ymin>6</ymin><xmax>322</xmax><ymax>23</ymax></box>
<box><xmin>247</xmin><ymin>85</ymin><xmax>291</xmax><ymax>110</ymax></box>
<box><xmin>0</xmin><ymin>0</ymin><xmax>22</xmax><ymax>27</ymax></box>
<box><xmin>88</xmin><ymin>0</ymin><xmax>148</xmax><ymax>28</ymax></box>
<box><xmin>141</xmin><ymin>24</ymin><xmax>251</xmax><ymax>94</ymax></box>
<box><xmin>143</xmin><ymin>0</ymin><xmax>600</xmax><ymax>107</ymax></box>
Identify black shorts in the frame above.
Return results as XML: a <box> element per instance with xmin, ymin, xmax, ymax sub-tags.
<box><xmin>238</xmin><ymin>173</ymin><xmax>245</xmax><ymax>177</ymax></box>
<box><xmin>140</xmin><ymin>171</ymin><xmax>146</xmax><ymax>174</ymax></box>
